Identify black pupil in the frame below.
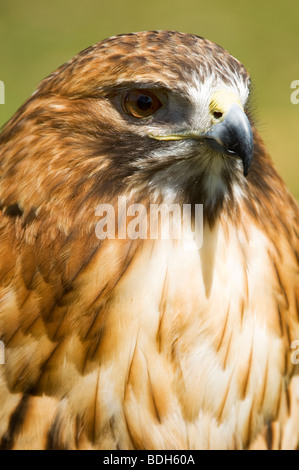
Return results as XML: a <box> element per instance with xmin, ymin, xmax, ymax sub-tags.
<box><xmin>137</xmin><ymin>95</ymin><xmax>153</xmax><ymax>111</ymax></box>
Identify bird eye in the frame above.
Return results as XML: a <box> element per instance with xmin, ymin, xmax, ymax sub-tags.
<box><xmin>123</xmin><ymin>89</ymin><xmax>162</xmax><ymax>118</ymax></box>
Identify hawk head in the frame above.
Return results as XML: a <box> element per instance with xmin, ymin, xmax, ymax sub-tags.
<box><xmin>1</xmin><ymin>31</ymin><xmax>256</xmax><ymax>227</ymax></box>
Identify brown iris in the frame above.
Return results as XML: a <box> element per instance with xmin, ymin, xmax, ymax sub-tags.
<box><xmin>123</xmin><ymin>89</ymin><xmax>162</xmax><ymax>118</ymax></box>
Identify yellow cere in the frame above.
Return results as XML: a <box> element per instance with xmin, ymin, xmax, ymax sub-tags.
<box><xmin>209</xmin><ymin>89</ymin><xmax>243</xmax><ymax>122</ymax></box>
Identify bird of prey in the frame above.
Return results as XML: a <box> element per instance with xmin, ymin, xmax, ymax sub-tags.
<box><xmin>0</xmin><ymin>31</ymin><xmax>298</xmax><ymax>450</ymax></box>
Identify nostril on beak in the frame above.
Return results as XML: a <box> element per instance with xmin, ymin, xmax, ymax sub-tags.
<box><xmin>213</xmin><ymin>111</ymin><xmax>223</xmax><ymax>120</ymax></box>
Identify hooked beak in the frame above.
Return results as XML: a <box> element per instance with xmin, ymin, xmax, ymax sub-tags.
<box><xmin>149</xmin><ymin>89</ymin><xmax>254</xmax><ymax>177</ymax></box>
<box><xmin>204</xmin><ymin>102</ymin><xmax>253</xmax><ymax>177</ymax></box>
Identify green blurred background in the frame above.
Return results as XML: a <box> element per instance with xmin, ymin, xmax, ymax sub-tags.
<box><xmin>0</xmin><ymin>0</ymin><xmax>298</xmax><ymax>198</ymax></box>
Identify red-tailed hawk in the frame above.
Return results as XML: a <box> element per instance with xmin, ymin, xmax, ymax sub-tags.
<box><xmin>0</xmin><ymin>31</ymin><xmax>298</xmax><ymax>450</ymax></box>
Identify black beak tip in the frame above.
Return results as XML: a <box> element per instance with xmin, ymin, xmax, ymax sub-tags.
<box><xmin>240</xmin><ymin>142</ymin><xmax>254</xmax><ymax>178</ymax></box>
